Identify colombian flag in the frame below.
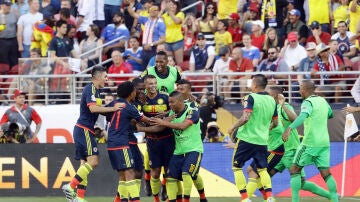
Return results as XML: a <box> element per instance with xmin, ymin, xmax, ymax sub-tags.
<box><xmin>31</xmin><ymin>22</ymin><xmax>54</xmax><ymax>57</ymax></box>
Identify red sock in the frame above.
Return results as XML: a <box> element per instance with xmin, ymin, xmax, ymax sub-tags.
<box><xmin>69</xmin><ymin>178</ymin><xmax>80</xmax><ymax>189</ymax></box>
<box><xmin>259</xmin><ymin>188</ymin><xmax>267</xmax><ymax>200</ymax></box>
<box><xmin>240</xmin><ymin>191</ymin><xmax>248</xmax><ymax>200</ymax></box>
<box><xmin>113</xmin><ymin>196</ymin><xmax>120</xmax><ymax>202</ymax></box>
<box><xmin>145</xmin><ymin>172</ymin><xmax>151</xmax><ymax>181</ymax></box>
<box><xmin>153</xmin><ymin>195</ymin><xmax>160</xmax><ymax>202</ymax></box>
<box><xmin>77</xmin><ymin>187</ymin><xmax>86</xmax><ymax>199</ymax></box>
<box><xmin>266</xmin><ymin>190</ymin><xmax>273</xmax><ymax>198</ymax></box>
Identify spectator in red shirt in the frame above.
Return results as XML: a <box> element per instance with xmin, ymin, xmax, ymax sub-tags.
<box><xmin>250</xmin><ymin>20</ymin><xmax>265</xmax><ymax>50</ymax></box>
<box><xmin>108</xmin><ymin>49</ymin><xmax>133</xmax><ymax>89</ymax></box>
<box><xmin>311</xmin><ymin>43</ymin><xmax>345</xmax><ymax>103</ymax></box>
<box><xmin>307</xmin><ymin>21</ymin><xmax>332</xmax><ymax>45</ymax></box>
<box><xmin>228</xmin><ymin>47</ymin><xmax>254</xmax><ymax>99</ymax></box>
<box><xmin>228</xmin><ymin>12</ymin><xmax>243</xmax><ymax>48</ymax></box>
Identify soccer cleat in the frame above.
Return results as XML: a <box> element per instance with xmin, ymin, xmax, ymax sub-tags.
<box><xmin>144</xmin><ymin>180</ymin><xmax>152</xmax><ymax>196</ymax></box>
<box><xmin>74</xmin><ymin>197</ymin><xmax>88</xmax><ymax>202</ymax></box>
<box><xmin>160</xmin><ymin>185</ymin><xmax>168</xmax><ymax>201</ymax></box>
<box><xmin>267</xmin><ymin>197</ymin><xmax>276</xmax><ymax>202</ymax></box>
<box><xmin>200</xmin><ymin>199</ymin><xmax>208</xmax><ymax>202</ymax></box>
<box><xmin>62</xmin><ymin>183</ymin><xmax>76</xmax><ymax>202</ymax></box>
<box><xmin>240</xmin><ymin>199</ymin><xmax>251</xmax><ymax>202</ymax></box>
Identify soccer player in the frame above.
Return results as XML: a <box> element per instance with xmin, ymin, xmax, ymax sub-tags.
<box><xmin>228</xmin><ymin>74</ymin><xmax>278</xmax><ymax>202</ymax></box>
<box><xmin>107</xmin><ymin>81</ymin><xmax>150</xmax><ymax>202</ymax></box>
<box><xmin>141</xmin><ymin>75</ymin><xmax>175</xmax><ymax>202</ymax></box>
<box><xmin>137</xmin><ymin>91</ymin><xmax>204</xmax><ymax>202</ymax></box>
<box><xmin>141</xmin><ymin>51</ymin><xmax>181</xmax><ymax>94</ymax></box>
<box><xmin>282</xmin><ymin>80</ymin><xmax>338</xmax><ymax>202</ymax></box>
<box><xmin>113</xmin><ymin>78</ymin><xmax>147</xmax><ymax>202</ymax></box>
<box><xmin>176</xmin><ymin>79</ymin><xmax>208</xmax><ymax>202</ymax></box>
<box><xmin>250</xmin><ymin>86</ymin><xmax>331</xmax><ymax>201</ymax></box>
<box><xmin>245</xmin><ymin>87</ymin><xmax>285</xmax><ymax>201</ymax></box>
<box><xmin>62</xmin><ymin>66</ymin><xmax>123</xmax><ymax>202</ymax></box>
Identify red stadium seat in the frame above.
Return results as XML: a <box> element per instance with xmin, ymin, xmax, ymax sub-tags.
<box><xmin>0</xmin><ymin>63</ymin><xmax>10</xmax><ymax>74</ymax></box>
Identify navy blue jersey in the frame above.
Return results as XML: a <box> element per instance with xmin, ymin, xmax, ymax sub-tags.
<box><xmin>76</xmin><ymin>83</ymin><xmax>103</xmax><ymax>133</ymax></box>
<box><xmin>107</xmin><ymin>99</ymin><xmax>144</xmax><ymax>148</ymax></box>
<box><xmin>141</xmin><ymin>92</ymin><xmax>173</xmax><ymax>137</ymax></box>
<box><xmin>129</xmin><ymin>101</ymin><xmax>143</xmax><ymax>144</ymax></box>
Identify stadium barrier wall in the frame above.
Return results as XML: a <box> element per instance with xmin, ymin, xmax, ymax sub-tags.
<box><xmin>0</xmin><ymin>143</ymin><xmax>359</xmax><ymax>197</ymax></box>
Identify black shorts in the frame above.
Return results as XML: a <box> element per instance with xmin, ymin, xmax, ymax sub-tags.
<box><xmin>167</xmin><ymin>151</ymin><xmax>203</xmax><ymax>180</ymax></box>
<box><xmin>251</xmin><ymin>144</ymin><xmax>284</xmax><ymax>173</ymax></box>
<box><xmin>146</xmin><ymin>135</ymin><xmax>175</xmax><ymax>168</ymax></box>
<box><xmin>130</xmin><ymin>143</ymin><xmax>144</xmax><ymax>171</ymax></box>
<box><xmin>232</xmin><ymin>140</ymin><xmax>268</xmax><ymax>169</ymax></box>
<box><xmin>73</xmin><ymin>125</ymin><xmax>99</xmax><ymax>161</ymax></box>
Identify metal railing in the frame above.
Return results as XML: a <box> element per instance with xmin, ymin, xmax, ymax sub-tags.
<box><xmin>181</xmin><ymin>1</ymin><xmax>205</xmax><ymax>17</ymax></box>
<box><xmin>0</xmin><ymin>70</ymin><xmax>358</xmax><ymax>105</ymax></box>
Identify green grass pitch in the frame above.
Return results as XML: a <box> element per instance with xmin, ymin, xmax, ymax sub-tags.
<box><xmin>0</xmin><ymin>197</ymin><xmax>359</xmax><ymax>202</ymax></box>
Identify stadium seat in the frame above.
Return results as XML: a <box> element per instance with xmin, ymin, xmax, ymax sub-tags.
<box><xmin>0</xmin><ymin>63</ymin><xmax>10</xmax><ymax>74</ymax></box>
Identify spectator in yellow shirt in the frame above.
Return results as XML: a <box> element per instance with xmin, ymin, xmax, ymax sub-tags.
<box><xmin>214</xmin><ymin>19</ymin><xmax>232</xmax><ymax>54</ymax></box>
<box><xmin>162</xmin><ymin>0</ymin><xmax>185</xmax><ymax>65</ymax></box>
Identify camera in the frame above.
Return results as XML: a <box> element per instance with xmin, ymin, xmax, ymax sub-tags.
<box><xmin>2</xmin><ymin>122</ymin><xmax>27</xmax><ymax>143</ymax></box>
<box><xmin>123</xmin><ymin>55</ymin><xmax>130</xmax><ymax>60</ymax></box>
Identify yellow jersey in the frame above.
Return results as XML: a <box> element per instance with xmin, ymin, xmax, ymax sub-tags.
<box><xmin>162</xmin><ymin>12</ymin><xmax>185</xmax><ymax>43</ymax></box>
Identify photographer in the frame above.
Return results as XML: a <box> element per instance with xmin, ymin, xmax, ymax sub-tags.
<box><xmin>0</xmin><ymin>90</ymin><xmax>42</xmax><ymax>143</ymax></box>
<box><xmin>203</xmin><ymin>121</ymin><xmax>229</xmax><ymax>143</ymax></box>
<box><xmin>0</xmin><ymin>122</ymin><xmax>26</xmax><ymax>144</ymax></box>
<box><xmin>199</xmin><ymin>92</ymin><xmax>224</xmax><ymax>141</ymax></box>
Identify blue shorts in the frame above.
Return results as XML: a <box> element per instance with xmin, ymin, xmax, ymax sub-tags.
<box><xmin>73</xmin><ymin>125</ymin><xmax>99</xmax><ymax>161</ymax></box>
<box><xmin>168</xmin><ymin>151</ymin><xmax>203</xmax><ymax>180</ymax></box>
<box><xmin>232</xmin><ymin>140</ymin><xmax>268</xmax><ymax>169</ymax></box>
<box><xmin>146</xmin><ymin>135</ymin><xmax>175</xmax><ymax>169</ymax></box>
<box><xmin>108</xmin><ymin>147</ymin><xmax>134</xmax><ymax>171</ymax></box>
<box><xmin>130</xmin><ymin>143</ymin><xmax>144</xmax><ymax>171</ymax></box>
<box><xmin>250</xmin><ymin>144</ymin><xmax>284</xmax><ymax>173</ymax></box>
<box><xmin>165</xmin><ymin>39</ymin><xmax>184</xmax><ymax>52</ymax></box>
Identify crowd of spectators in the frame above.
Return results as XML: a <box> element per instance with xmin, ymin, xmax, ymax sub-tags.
<box><xmin>0</xmin><ymin>0</ymin><xmax>360</xmax><ymax>104</ymax></box>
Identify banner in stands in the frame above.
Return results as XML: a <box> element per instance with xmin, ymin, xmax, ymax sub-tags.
<box><xmin>0</xmin><ymin>143</ymin><xmax>359</xmax><ymax>197</ymax></box>
<box><xmin>1</xmin><ymin>105</ymin><xmax>359</xmax><ymax>143</ymax></box>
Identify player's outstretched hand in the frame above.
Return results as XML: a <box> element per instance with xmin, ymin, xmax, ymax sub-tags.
<box><xmin>113</xmin><ymin>102</ymin><xmax>125</xmax><ymax>111</ymax></box>
<box><xmin>342</xmin><ymin>106</ymin><xmax>358</xmax><ymax>114</ymax></box>
<box><xmin>282</xmin><ymin>127</ymin><xmax>291</xmax><ymax>142</ymax></box>
<box><xmin>150</xmin><ymin>117</ymin><xmax>167</xmax><ymax>126</ymax></box>
<box><xmin>223</xmin><ymin>141</ymin><xmax>235</xmax><ymax>149</ymax></box>
<box><xmin>278</xmin><ymin>94</ymin><xmax>285</xmax><ymax>106</ymax></box>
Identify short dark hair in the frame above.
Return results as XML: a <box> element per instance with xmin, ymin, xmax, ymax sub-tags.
<box><xmin>177</xmin><ymin>79</ymin><xmax>192</xmax><ymax>88</ymax></box>
<box><xmin>91</xmin><ymin>66</ymin><xmax>107</xmax><ymax>78</ymax></box>
<box><xmin>143</xmin><ymin>74</ymin><xmax>157</xmax><ymax>82</ymax></box>
<box><xmin>156</xmin><ymin>50</ymin><xmax>167</xmax><ymax>58</ymax></box>
<box><xmin>338</xmin><ymin>20</ymin><xmax>347</xmax><ymax>27</ymax></box>
<box><xmin>219</xmin><ymin>19</ymin><xmax>229</xmax><ymax>29</ymax></box>
<box><xmin>169</xmin><ymin>90</ymin><xmax>183</xmax><ymax>99</ymax></box>
<box><xmin>55</xmin><ymin>20</ymin><xmax>67</xmax><ymax>28</ymax></box>
<box><xmin>132</xmin><ymin>77</ymin><xmax>144</xmax><ymax>86</ymax></box>
<box><xmin>130</xmin><ymin>35</ymin><xmax>139</xmax><ymax>41</ymax></box>
<box><xmin>117</xmin><ymin>81</ymin><xmax>135</xmax><ymax>99</ymax></box>
<box><xmin>59</xmin><ymin>8</ymin><xmax>70</xmax><ymax>19</ymax></box>
<box><xmin>269</xmin><ymin>86</ymin><xmax>283</xmax><ymax>94</ymax></box>
<box><xmin>252</xmin><ymin>74</ymin><xmax>268</xmax><ymax>89</ymax></box>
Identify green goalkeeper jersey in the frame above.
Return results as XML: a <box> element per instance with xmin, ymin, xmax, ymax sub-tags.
<box><xmin>141</xmin><ymin>65</ymin><xmax>181</xmax><ymax>94</ymax></box>
<box><xmin>301</xmin><ymin>95</ymin><xmax>333</xmax><ymax>147</ymax></box>
<box><xmin>268</xmin><ymin>105</ymin><xmax>284</xmax><ymax>151</ymax></box>
<box><xmin>169</xmin><ymin>105</ymin><xmax>203</xmax><ymax>155</ymax></box>
<box><xmin>236</xmin><ymin>93</ymin><xmax>277</xmax><ymax>146</ymax></box>
<box><xmin>279</xmin><ymin>103</ymin><xmax>300</xmax><ymax>151</ymax></box>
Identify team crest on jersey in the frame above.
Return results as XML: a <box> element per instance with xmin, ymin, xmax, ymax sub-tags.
<box><xmin>189</xmin><ymin>164</ymin><xmax>195</xmax><ymax>173</ymax></box>
<box><xmin>93</xmin><ymin>147</ymin><xmax>98</xmax><ymax>152</ymax></box>
<box><xmin>157</xmin><ymin>98</ymin><xmax>164</xmax><ymax>105</ymax></box>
